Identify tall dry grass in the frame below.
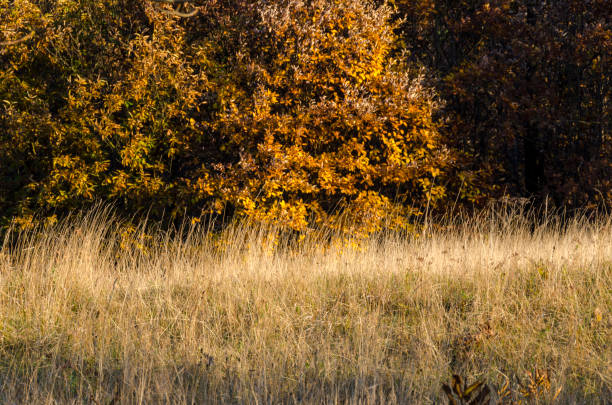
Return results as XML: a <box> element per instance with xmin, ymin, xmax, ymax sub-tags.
<box><xmin>0</xmin><ymin>207</ymin><xmax>610</xmax><ymax>404</ymax></box>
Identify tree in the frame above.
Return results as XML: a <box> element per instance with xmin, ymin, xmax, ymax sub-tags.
<box><xmin>212</xmin><ymin>0</ymin><xmax>448</xmax><ymax>234</ymax></box>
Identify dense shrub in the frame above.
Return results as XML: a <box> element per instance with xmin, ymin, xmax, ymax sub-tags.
<box><xmin>1</xmin><ymin>0</ymin><xmax>206</xmax><ymax>226</ymax></box>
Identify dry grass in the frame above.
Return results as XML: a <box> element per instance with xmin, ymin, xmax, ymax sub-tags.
<box><xmin>0</xmin><ymin>208</ymin><xmax>610</xmax><ymax>404</ymax></box>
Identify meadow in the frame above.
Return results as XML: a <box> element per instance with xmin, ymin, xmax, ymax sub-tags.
<box><xmin>0</xmin><ymin>207</ymin><xmax>610</xmax><ymax>404</ymax></box>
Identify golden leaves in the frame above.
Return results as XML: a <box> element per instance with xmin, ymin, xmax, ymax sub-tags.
<box><xmin>212</xmin><ymin>0</ymin><xmax>448</xmax><ymax>234</ymax></box>
<box><xmin>1</xmin><ymin>0</ymin><xmax>450</xmax><ymax>234</ymax></box>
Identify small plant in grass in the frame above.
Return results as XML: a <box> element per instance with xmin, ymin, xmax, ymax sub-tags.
<box><xmin>499</xmin><ymin>368</ymin><xmax>563</xmax><ymax>404</ymax></box>
<box><xmin>443</xmin><ymin>368</ymin><xmax>563</xmax><ymax>404</ymax></box>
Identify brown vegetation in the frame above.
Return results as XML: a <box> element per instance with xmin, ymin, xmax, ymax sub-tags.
<box><xmin>0</xmin><ymin>208</ymin><xmax>609</xmax><ymax>403</ymax></box>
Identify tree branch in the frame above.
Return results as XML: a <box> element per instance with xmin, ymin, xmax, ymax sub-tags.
<box><xmin>151</xmin><ymin>0</ymin><xmax>199</xmax><ymax>18</ymax></box>
<box><xmin>160</xmin><ymin>8</ymin><xmax>199</xmax><ymax>17</ymax></box>
<box><xmin>0</xmin><ymin>31</ymin><xmax>35</xmax><ymax>47</ymax></box>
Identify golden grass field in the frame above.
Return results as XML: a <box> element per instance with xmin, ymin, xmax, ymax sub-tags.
<box><xmin>0</xmin><ymin>208</ymin><xmax>610</xmax><ymax>404</ymax></box>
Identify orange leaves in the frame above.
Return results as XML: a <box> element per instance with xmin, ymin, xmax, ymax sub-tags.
<box><xmin>212</xmin><ymin>0</ymin><xmax>448</xmax><ymax>234</ymax></box>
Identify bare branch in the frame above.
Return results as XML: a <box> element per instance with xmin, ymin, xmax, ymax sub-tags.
<box><xmin>150</xmin><ymin>0</ymin><xmax>199</xmax><ymax>18</ymax></box>
<box><xmin>160</xmin><ymin>8</ymin><xmax>199</xmax><ymax>17</ymax></box>
<box><xmin>0</xmin><ymin>30</ymin><xmax>35</xmax><ymax>47</ymax></box>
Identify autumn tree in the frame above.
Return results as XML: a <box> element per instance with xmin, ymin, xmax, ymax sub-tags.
<box><xmin>211</xmin><ymin>0</ymin><xmax>448</xmax><ymax>234</ymax></box>
<box><xmin>1</xmin><ymin>0</ymin><xmax>215</xmax><ymax>227</ymax></box>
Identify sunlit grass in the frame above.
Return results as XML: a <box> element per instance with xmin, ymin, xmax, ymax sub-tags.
<box><xmin>0</xmin><ymin>208</ymin><xmax>610</xmax><ymax>403</ymax></box>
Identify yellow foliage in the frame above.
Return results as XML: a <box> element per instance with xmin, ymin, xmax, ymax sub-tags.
<box><xmin>215</xmin><ymin>0</ymin><xmax>448</xmax><ymax>234</ymax></box>
<box><xmin>1</xmin><ymin>0</ymin><xmax>449</xmax><ymax>235</ymax></box>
